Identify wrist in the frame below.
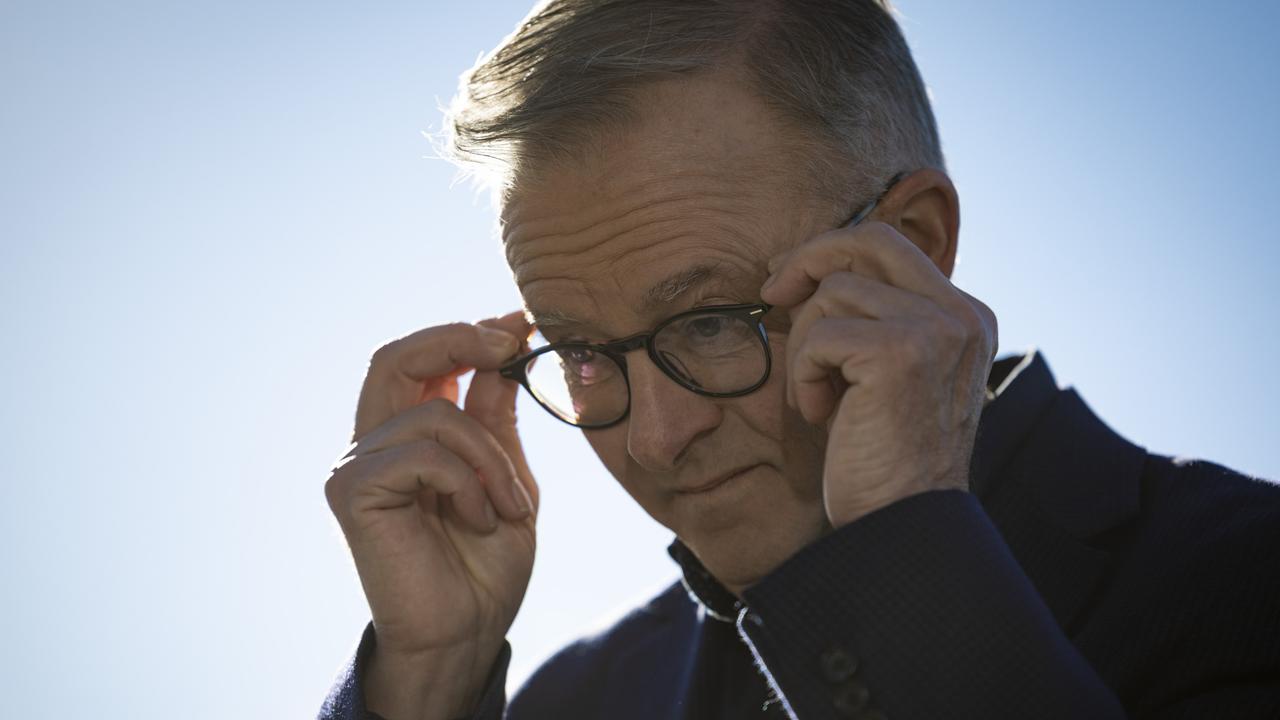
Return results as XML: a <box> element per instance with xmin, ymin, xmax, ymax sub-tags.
<box><xmin>363</xmin><ymin>641</ymin><xmax>496</xmax><ymax>720</ymax></box>
<box><xmin>827</xmin><ymin>478</ymin><xmax>968</xmax><ymax>528</ymax></box>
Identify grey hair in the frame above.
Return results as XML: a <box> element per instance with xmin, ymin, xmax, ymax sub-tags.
<box><xmin>444</xmin><ymin>0</ymin><xmax>944</xmax><ymax>207</ymax></box>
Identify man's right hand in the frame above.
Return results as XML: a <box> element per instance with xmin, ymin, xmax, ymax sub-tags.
<box><xmin>325</xmin><ymin>311</ymin><xmax>538</xmax><ymax>720</ymax></box>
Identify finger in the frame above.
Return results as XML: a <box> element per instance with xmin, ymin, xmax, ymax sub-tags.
<box><xmin>468</xmin><ymin>315</ymin><xmax>540</xmax><ymax>517</ymax></box>
<box><xmin>393</xmin><ymin>321</ymin><xmax>525</xmax><ymax>380</ymax></box>
<box><xmin>326</xmin><ymin>439</ymin><xmax>497</xmax><ymax>535</ymax></box>
<box><xmin>782</xmin><ymin>272</ymin><xmax>939</xmax><ymax>408</ymax></box>
<box><xmin>465</xmin><ymin>370</ymin><xmax>538</xmax><ymax>517</ymax></box>
<box><xmin>346</xmin><ymin>398</ymin><xmax>529</xmax><ymax>522</ymax></box>
<box><xmin>479</xmin><ymin>309</ymin><xmax>535</xmax><ymax>348</ymax></box>
<box><xmin>462</xmin><ymin>307</ymin><xmax>538</xmax><ymax>511</ymax></box>
<box><xmin>799</xmin><ymin>271</ymin><xmax>941</xmax><ymax>321</ymax></box>
<box><xmin>954</xmin><ymin>286</ymin><xmax>1000</xmax><ymax>361</ymax></box>
<box><xmin>788</xmin><ymin>317</ymin><xmax>888</xmax><ymax>425</ymax></box>
<box><xmin>762</xmin><ymin>222</ymin><xmax>954</xmax><ymax>310</ymax></box>
<box><xmin>354</xmin><ymin>322</ymin><xmax>524</xmax><ymax>441</ymax></box>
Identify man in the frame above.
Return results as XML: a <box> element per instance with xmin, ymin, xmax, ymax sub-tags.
<box><xmin>319</xmin><ymin>1</ymin><xmax>1280</xmax><ymax>718</ymax></box>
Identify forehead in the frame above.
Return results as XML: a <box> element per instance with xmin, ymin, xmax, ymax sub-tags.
<box><xmin>501</xmin><ymin>73</ymin><xmax>828</xmax><ymax>337</ymax></box>
<box><xmin>526</xmin><ymin>260</ymin><xmax>757</xmax><ymax>337</ymax></box>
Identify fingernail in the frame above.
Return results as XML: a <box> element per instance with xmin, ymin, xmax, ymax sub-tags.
<box><xmin>484</xmin><ymin>500</ymin><xmax>499</xmax><ymax>530</ymax></box>
<box><xmin>511</xmin><ymin>477</ymin><xmax>530</xmax><ymax>515</ymax></box>
<box><xmin>761</xmin><ymin>273</ymin><xmax>778</xmax><ymax>292</ymax></box>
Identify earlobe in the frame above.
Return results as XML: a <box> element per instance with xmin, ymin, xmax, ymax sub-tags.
<box><xmin>878</xmin><ymin>168</ymin><xmax>960</xmax><ymax>278</ymax></box>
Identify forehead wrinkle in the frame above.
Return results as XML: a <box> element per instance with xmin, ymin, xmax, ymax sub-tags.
<box><xmin>521</xmin><ymin>273</ymin><xmax>603</xmax><ymax>335</ymax></box>
<box><xmin>503</xmin><ymin>183</ymin><xmax>758</xmax><ymax>270</ymax></box>
<box><xmin>529</xmin><ymin>263</ymin><xmax>757</xmax><ymax>340</ymax></box>
<box><xmin>515</xmin><ymin>229</ymin><xmax>718</xmax><ymax>314</ymax></box>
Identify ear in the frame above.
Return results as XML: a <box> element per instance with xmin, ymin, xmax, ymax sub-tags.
<box><xmin>873</xmin><ymin>168</ymin><xmax>960</xmax><ymax>278</ymax></box>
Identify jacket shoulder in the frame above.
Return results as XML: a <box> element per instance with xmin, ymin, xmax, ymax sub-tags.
<box><xmin>1138</xmin><ymin>454</ymin><xmax>1280</xmax><ymax>556</ymax></box>
<box><xmin>1084</xmin><ymin>454</ymin><xmax>1280</xmax><ymax>712</ymax></box>
<box><xmin>1128</xmin><ymin>455</ymin><xmax>1280</xmax><ymax>608</ymax></box>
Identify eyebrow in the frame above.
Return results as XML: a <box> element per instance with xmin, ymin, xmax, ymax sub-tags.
<box><xmin>527</xmin><ymin>262</ymin><xmax>740</xmax><ymax>334</ymax></box>
<box><xmin>644</xmin><ymin>263</ymin><xmax>719</xmax><ymax>307</ymax></box>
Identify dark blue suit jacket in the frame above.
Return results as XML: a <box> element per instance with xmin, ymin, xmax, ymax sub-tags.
<box><xmin>320</xmin><ymin>351</ymin><xmax>1280</xmax><ymax>719</ymax></box>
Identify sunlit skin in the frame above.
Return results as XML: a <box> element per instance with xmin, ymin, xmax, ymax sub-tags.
<box><xmin>333</xmin><ymin>66</ymin><xmax>994</xmax><ymax>720</ymax></box>
<box><xmin>502</xmin><ymin>70</ymin><xmax>989</xmax><ymax>595</ymax></box>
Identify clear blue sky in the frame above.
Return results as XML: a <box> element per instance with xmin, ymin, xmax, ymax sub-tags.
<box><xmin>2</xmin><ymin>1</ymin><xmax>1277</xmax><ymax>717</ymax></box>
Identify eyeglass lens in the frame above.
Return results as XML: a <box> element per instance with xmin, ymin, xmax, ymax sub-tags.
<box><xmin>523</xmin><ymin>310</ymin><xmax>768</xmax><ymax>427</ymax></box>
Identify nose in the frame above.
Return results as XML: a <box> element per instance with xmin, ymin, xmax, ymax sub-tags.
<box><xmin>624</xmin><ymin>349</ymin><xmax>721</xmax><ymax>473</ymax></box>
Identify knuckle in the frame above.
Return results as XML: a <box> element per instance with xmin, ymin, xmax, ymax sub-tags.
<box><xmin>807</xmin><ymin>317</ymin><xmax>843</xmax><ymax>346</ymax></box>
<box><xmin>954</xmin><ymin>301</ymin><xmax>983</xmax><ymax>333</ymax></box>
<box><xmin>861</xmin><ymin>221</ymin><xmax>892</xmax><ymax>240</ymax></box>
<box><xmin>976</xmin><ymin>301</ymin><xmax>999</xmax><ymax>341</ymax></box>
<box><xmin>420</xmin><ymin>396</ymin><xmax>459</xmax><ymax>418</ymax></box>
<box><xmin>323</xmin><ymin>471</ymin><xmax>349</xmax><ymax>515</ymax></box>
<box><xmin>860</xmin><ymin>222</ymin><xmax>899</xmax><ymax>248</ymax></box>
<box><xmin>934</xmin><ymin>312</ymin><xmax>967</xmax><ymax>344</ymax></box>
<box><xmin>368</xmin><ymin>339</ymin><xmax>399</xmax><ymax>371</ymax></box>
<box><xmin>817</xmin><ymin>271</ymin><xmax>857</xmax><ymax>296</ymax></box>
<box><xmin>442</xmin><ymin>321</ymin><xmax>473</xmax><ymax>335</ymax></box>
<box><xmin>414</xmin><ymin>438</ymin><xmax>444</xmax><ymax>465</ymax></box>
<box><xmin>472</xmin><ymin>400</ymin><xmax>517</xmax><ymax>427</ymax></box>
<box><xmin>809</xmin><ymin>294</ymin><xmax>840</xmax><ymax>323</ymax></box>
<box><xmin>893</xmin><ymin>325</ymin><xmax>929</xmax><ymax>367</ymax></box>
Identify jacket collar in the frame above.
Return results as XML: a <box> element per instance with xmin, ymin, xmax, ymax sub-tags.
<box><xmin>666</xmin><ymin>348</ymin><xmax>1140</xmax><ymax>626</ymax></box>
<box><xmin>968</xmin><ymin>349</ymin><xmax>1059</xmax><ymax>497</ymax></box>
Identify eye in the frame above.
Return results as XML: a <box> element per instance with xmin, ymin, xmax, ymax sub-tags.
<box><xmin>686</xmin><ymin>316</ymin><xmax>731</xmax><ymax>338</ymax></box>
<box><xmin>554</xmin><ymin>346</ymin><xmax>596</xmax><ymax>368</ymax></box>
<box><xmin>555</xmin><ymin>346</ymin><xmax>609</xmax><ymax>382</ymax></box>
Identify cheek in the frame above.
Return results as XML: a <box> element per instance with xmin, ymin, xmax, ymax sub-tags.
<box><xmin>738</xmin><ymin>328</ymin><xmax>791</xmax><ymax>436</ymax></box>
<box><xmin>582</xmin><ymin>426</ymin><xmax>635</xmax><ymax>488</ymax></box>
<box><xmin>751</xmin><ymin>329</ymin><xmax>828</xmax><ymax>486</ymax></box>
<box><xmin>733</xmin><ymin>371</ymin><xmax>787</xmax><ymax>440</ymax></box>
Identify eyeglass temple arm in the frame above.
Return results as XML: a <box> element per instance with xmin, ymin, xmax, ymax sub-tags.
<box><xmin>840</xmin><ymin>171</ymin><xmax>906</xmax><ymax>229</ymax></box>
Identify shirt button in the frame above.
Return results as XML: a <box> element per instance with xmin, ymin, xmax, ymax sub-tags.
<box><xmin>832</xmin><ymin>682</ymin><xmax>870</xmax><ymax>716</ymax></box>
<box><xmin>819</xmin><ymin>647</ymin><xmax>859</xmax><ymax>683</ymax></box>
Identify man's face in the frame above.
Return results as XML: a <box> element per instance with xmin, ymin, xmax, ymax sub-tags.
<box><xmin>503</xmin><ymin>73</ymin><xmax>843</xmax><ymax>594</ymax></box>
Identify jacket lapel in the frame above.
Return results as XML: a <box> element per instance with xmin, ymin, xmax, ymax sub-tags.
<box><xmin>982</xmin><ymin>386</ymin><xmax>1145</xmax><ymax>632</ymax></box>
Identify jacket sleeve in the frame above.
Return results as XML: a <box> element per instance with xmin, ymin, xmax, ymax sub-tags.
<box><xmin>317</xmin><ymin>621</ymin><xmax>512</xmax><ymax>720</ymax></box>
<box><xmin>737</xmin><ymin>489</ymin><xmax>1126</xmax><ymax>720</ymax></box>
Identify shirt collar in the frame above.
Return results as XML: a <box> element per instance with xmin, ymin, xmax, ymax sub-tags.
<box><xmin>666</xmin><ymin>348</ymin><xmax>1060</xmax><ymax>621</ymax></box>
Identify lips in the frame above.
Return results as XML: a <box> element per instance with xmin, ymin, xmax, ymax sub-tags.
<box><xmin>676</xmin><ymin>464</ymin><xmax>762</xmax><ymax>494</ymax></box>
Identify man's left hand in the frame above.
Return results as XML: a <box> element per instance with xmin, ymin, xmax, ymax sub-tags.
<box><xmin>761</xmin><ymin>221</ymin><xmax>998</xmax><ymax>528</ymax></box>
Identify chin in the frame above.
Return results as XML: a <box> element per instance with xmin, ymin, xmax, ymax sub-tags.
<box><xmin>680</xmin><ymin>498</ymin><xmax>829</xmax><ymax>596</ymax></box>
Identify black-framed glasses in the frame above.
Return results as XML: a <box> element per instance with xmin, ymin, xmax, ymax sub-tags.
<box><xmin>499</xmin><ymin>303</ymin><xmax>773</xmax><ymax>429</ymax></box>
<box><xmin>501</xmin><ymin>171</ymin><xmax>905</xmax><ymax>429</ymax></box>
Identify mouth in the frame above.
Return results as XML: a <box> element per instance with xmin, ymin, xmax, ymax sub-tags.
<box><xmin>676</xmin><ymin>463</ymin><xmax>763</xmax><ymax>495</ymax></box>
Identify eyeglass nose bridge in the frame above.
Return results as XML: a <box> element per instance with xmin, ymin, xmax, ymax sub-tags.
<box><xmin>595</xmin><ymin>329</ymin><xmax>706</xmax><ymax>397</ymax></box>
<box><xmin>593</xmin><ymin>331</ymin><xmax>655</xmax><ymax>385</ymax></box>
